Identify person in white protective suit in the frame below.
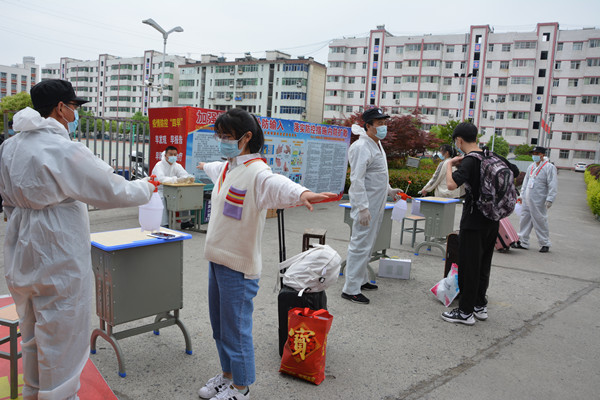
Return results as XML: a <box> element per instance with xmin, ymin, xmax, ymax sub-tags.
<box><xmin>512</xmin><ymin>146</ymin><xmax>558</xmax><ymax>253</ymax></box>
<box><xmin>0</xmin><ymin>79</ymin><xmax>155</xmax><ymax>400</ymax></box>
<box><xmin>342</xmin><ymin>107</ymin><xmax>403</xmax><ymax>305</ymax></box>
<box><xmin>151</xmin><ymin>146</ymin><xmax>195</xmax><ymax>228</ymax></box>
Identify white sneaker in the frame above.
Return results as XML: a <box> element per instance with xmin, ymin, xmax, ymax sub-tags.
<box><xmin>198</xmin><ymin>374</ymin><xmax>232</xmax><ymax>399</ymax></box>
<box><xmin>474</xmin><ymin>306</ymin><xmax>488</xmax><ymax>321</ymax></box>
<box><xmin>211</xmin><ymin>385</ymin><xmax>250</xmax><ymax>400</ymax></box>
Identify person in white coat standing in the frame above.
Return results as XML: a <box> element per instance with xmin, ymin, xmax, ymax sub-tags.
<box><xmin>420</xmin><ymin>144</ymin><xmax>465</xmax><ymax>198</ymax></box>
<box><xmin>342</xmin><ymin>107</ymin><xmax>403</xmax><ymax>305</ymax></box>
<box><xmin>513</xmin><ymin>146</ymin><xmax>558</xmax><ymax>253</ymax></box>
<box><xmin>0</xmin><ymin>79</ymin><xmax>155</xmax><ymax>400</ymax></box>
<box><xmin>151</xmin><ymin>146</ymin><xmax>195</xmax><ymax>228</ymax></box>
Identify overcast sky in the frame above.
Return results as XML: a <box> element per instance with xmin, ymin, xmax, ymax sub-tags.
<box><xmin>1</xmin><ymin>0</ymin><xmax>599</xmax><ymax>68</ymax></box>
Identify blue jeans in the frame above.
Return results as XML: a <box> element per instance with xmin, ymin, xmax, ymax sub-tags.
<box><xmin>208</xmin><ymin>262</ymin><xmax>259</xmax><ymax>386</ymax></box>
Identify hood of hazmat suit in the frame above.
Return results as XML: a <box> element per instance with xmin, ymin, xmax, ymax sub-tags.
<box><xmin>0</xmin><ymin>107</ymin><xmax>152</xmax><ymax>398</ymax></box>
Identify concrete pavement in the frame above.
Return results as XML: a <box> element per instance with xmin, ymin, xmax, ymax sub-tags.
<box><xmin>0</xmin><ymin>170</ymin><xmax>598</xmax><ymax>399</ymax></box>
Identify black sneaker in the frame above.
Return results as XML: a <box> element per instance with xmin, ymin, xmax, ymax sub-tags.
<box><xmin>539</xmin><ymin>246</ymin><xmax>549</xmax><ymax>253</ymax></box>
<box><xmin>361</xmin><ymin>282</ymin><xmax>378</xmax><ymax>291</ymax></box>
<box><xmin>341</xmin><ymin>292</ymin><xmax>370</xmax><ymax>304</ymax></box>
<box><xmin>441</xmin><ymin>308</ymin><xmax>475</xmax><ymax>325</ymax></box>
<box><xmin>511</xmin><ymin>241</ymin><xmax>528</xmax><ymax>250</ymax></box>
<box><xmin>180</xmin><ymin>221</ymin><xmax>195</xmax><ymax>230</ymax></box>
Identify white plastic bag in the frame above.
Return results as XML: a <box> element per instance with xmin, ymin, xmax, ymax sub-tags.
<box><xmin>514</xmin><ymin>202</ymin><xmax>522</xmax><ymax>217</ymax></box>
<box><xmin>411</xmin><ymin>199</ymin><xmax>424</xmax><ymax>217</ymax></box>
<box><xmin>430</xmin><ymin>263</ymin><xmax>459</xmax><ymax>307</ymax></box>
<box><xmin>392</xmin><ymin>199</ymin><xmax>408</xmax><ymax>222</ymax></box>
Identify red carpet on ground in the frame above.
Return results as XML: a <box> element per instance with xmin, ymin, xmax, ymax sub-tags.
<box><xmin>0</xmin><ymin>295</ymin><xmax>116</xmax><ymax>399</ymax></box>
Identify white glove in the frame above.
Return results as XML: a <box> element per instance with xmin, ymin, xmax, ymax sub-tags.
<box><xmin>176</xmin><ymin>176</ymin><xmax>188</xmax><ymax>183</ymax></box>
<box><xmin>187</xmin><ymin>176</ymin><xmax>195</xmax><ymax>184</ymax></box>
<box><xmin>388</xmin><ymin>188</ymin><xmax>403</xmax><ymax>199</ymax></box>
<box><xmin>545</xmin><ymin>201</ymin><xmax>552</xmax><ymax>209</ymax></box>
<box><xmin>358</xmin><ymin>209</ymin><xmax>371</xmax><ymax>226</ymax></box>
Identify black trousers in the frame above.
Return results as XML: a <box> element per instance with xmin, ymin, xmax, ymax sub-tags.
<box><xmin>457</xmin><ymin>222</ymin><xmax>499</xmax><ymax>314</ymax></box>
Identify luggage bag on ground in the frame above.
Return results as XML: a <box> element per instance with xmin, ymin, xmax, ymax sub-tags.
<box><xmin>496</xmin><ymin>218</ymin><xmax>519</xmax><ymax>250</ymax></box>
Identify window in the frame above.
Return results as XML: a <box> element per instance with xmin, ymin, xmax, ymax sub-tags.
<box><xmin>382</xmin><ymin>77</ymin><xmax>387</xmax><ymax>84</ymax></box>
<box><xmin>508</xmin><ymin>111</ymin><xmax>529</xmax><ymax>120</ymax></box>
<box><xmin>506</xmin><ymin>129</ymin><xmax>526</xmax><ymax>136</ymax></box>
<box><xmin>462</xmin><ymin>44</ymin><xmax>468</xmax><ymax>53</ymax></box>
<box><xmin>396</xmin><ymin>46</ymin><xmax>404</xmax><ymax>54</ymax></box>
<box><xmin>557</xmin><ymin>42</ymin><xmax>564</xmax><ymax>51</ymax></box>
<box><xmin>564</xmin><ymin>114</ymin><xmax>574</xmax><ymax>123</ymax></box>
<box><xmin>362</xmin><ymin>62</ymin><xmax>367</xmax><ymax>69</ymax></box>
<box><xmin>486</xmin><ymin>61</ymin><xmax>493</xmax><ymax>69</ymax></box>
<box><xmin>349</xmin><ymin>63</ymin><xmax>357</xmax><ymax>69</ymax></box>
<box><xmin>346</xmin><ymin>77</ymin><xmax>355</xmax><ymax>84</ymax></box>
<box><xmin>361</xmin><ymin>77</ymin><xmax>366</xmax><ymax>84</ymax></box>
<box><xmin>345</xmin><ymin>106</ymin><xmax>353</xmax><ymax>113</ymax></box>
<box><xmin>329</xmin><ymin>61</ymin><xmax>343</xmax><ymax>68</ymax></box>
<box><xmin>574</xmin><ymin>150</ymin><xmax>596</xmax><ymax>159</ymax></box>
<box><xmin>543</xmin><ymin>33</ymin><xmax>550</xmax><ymax>42</ymax></box>
<box><xmin>551</xmin><ymin>96</ymin><xmax>557</xmax><ymax>104</ymax></box>
<box><xmin>419</xmin><ymin>91</ymin><xmax>438</xmax><ymax>99</ymax></box>
<box><xmin>350</xmin><ymin>48</ymin><xmax>357</xmax><ymax>55</ymax></box>
<box><xmin>568</xmin><ymin>79</ymin><xmax>579</xmax><ymax>87</ymax></box>
<box><xmin>537</xmin><ymin>86</ymin><xmax>544</xmax><ymax>95</ymax></box>
<box><xmin>571</xmin><ymin>61</ymin><xmax>581</xmax><ymax>70</ymax></box>
<box><xmin>581</xmin><ymin>114</ymin><xmax>599</xmax><ymax>123</ymax></box>
<box><xmin>498</xmin><ymin>78</ymin><xmax>508</xmax><ymax>86</ymax></box>
<box><xmin>511</xmin><ymin>76</ymin><xmax>532</xmax><ymax>85</ymax></box>
<box><xmin>502</xmin><ymin>44</ymin><xmax>511</xmax><ymax>52</ymax></box>
<box><xmin>215</xmin><ymin>65</ymin><xmax>233</xmax><ymax>73</ymax></box>
<box><xmin>383</xmin><ymin>62</ymin><xmax>389</xmax><ymax>69</ymax></box>
<box><xmin>458</xmin><ymin>93</ymin><xmax>463</xmax><ymax>101</ymax></box>
<box><xmin>364</xmin><ymin>47</ymin><xmax>368</xmax><ymax>54</ymax></box>
<box><xmin>401</xmin><ymin>91</ymin><xmax>417</xmax><ymax>98</ymax></box>
<box><xmin>562</xmin><ymin>132</ymin><xmax>572</xmax><ymax>140</ymax></box>
<box><xmin>381</xmin><ymin>92</ymin><xmax>386</xmax><ymax>99</ymax></box>
<box><xmin>385</xmin><ymin>46</ymin><xmax>390</xmax><ymax>54</ymax></box>
<box><xmin>422</xmin><ymin>76</ymin><xmax>439</xmax><ymax>83</ymax></box>
<box><xmin>442</xmin><ymin>93</ymin><xmax>451</xmax><ymax>101</ymax></box>
<box><xmin>573</xmin><ymin>42</ymin><xmax>583</xmax><ymax>50</ymax></box>
<box><xmin>513</xmin><ymin>59</ymin><xmax>533</xmax><ymax>67</ymax></box>
<box><xmin>555</xmin><ymin>61</ymin><xmax>561</xmax><ymax>69</ymax></box>
<box><xmin>407</xmin><ymin>60</ymin><xmax>419</xmax><ymax>67</ymax></box>
<box><xmin>488</xmin><ymin>44</ymin><xmax>494</xmax><ymax>52</ymax></box>
<box><xmin>500</xmin><ymin>61</ymin><xmax>509</xmax><ymax>69</ymax></box>
<box><xmin>559</xmin><ymin>149</ymin><xmax>570</xmax><ymax>159</ymax></box>
<box><xmin>422</xmin><ymin>108</ymin><xmax>436</xmax><ymax>115</ymax></box>
<box><xmin>540</xmin><ymin>51</ymin><xmax>548</xmax><ymax>60</ymax></box>
<box><xmin>460</xmin><ymin>62</ymin><xmax>465</xmax><ymax>69</ymax></box>
<box><xmin>395</xmin><ymin>62</ymin><xmax>403</xmax><ymax>69</ymax></box>
<box><xmin>423</xmin><ymin>60</ymin><xmax>439</xmax><ymax>67</ymax></box>
<box><xmin>423</xmin><ymin>43</ymin><xmax>441</xmax><ymax>51</ymax></box>
<box><xmin>587</xmin><ymin>58</ymin><xmax>600</xmax><ymax>67</ymax></box>
<box><xmin>359</xmin><ymin>91</ymin><xmax>364</xmax><ymax>98</ymax></box>
<box><xmin>485</xmin><ymin>77</ymin><xmax>491</xmax><ymax>85</ymax></box>
<box><xmin>392</xmin><ymin>92</ymin><xmax>400</xmax><ymax>99</ymax></box>
<box><xmin>393</xmin><ymin>77</ymin><xmax>402</xmax><ymax>84</ymax></box>
<box><xmin>514</xmin><ymin>41</ymin><xmax>536</xmax><ymax>49</ymax></box>
<box><xmin>590</xmin><ymin>39</ymin><xmax>600</xmax><ymax>48</ymax></box>
<box><xmin>495</xmin><ymin>128</ymin><xmax>503</xmax><ymax>136</ymax></box>
<box><xmin>510</xmin><ymin>94</ymin><xmax>532</xmax><ymax>102</ymax></box>
<box><xmin>482</xmin><ymin>111</ymin><xmax>488</xmax><ymax>119</ymax></box>
<box><xmin>496</xmin><ymin>111</ymin><xmax>504</xmax><ymax>120</ymax></box>
<box><xmin>584</xmin><ymin>77</ymin><xmax>600</xmax><ymax>85</ymax></box>
<box><xmin>553</xmin><ymin>79</ymin><xmax>559</xmax><ymax>87</ymax></box>
<box><xmin>483</xmin><ymin>94</ymin><xmax>490</xmax><ymax>102</ymax></box>
<box><xmin>403</xmin><ymin>76</ymin><xmax>419</xmax><ymax>83</ymax></box>
<box><xmin>566</xmin><ymin>97</ymin><xmax>576</xmax><ymax>105</ymax></box>
<box><xmin>280</xmin><ymin>106</ymin><xmax>305</xmax><ymax>114</ymax></box>
<box><xmin>441</xmin><ymin>109</ymin><xmax>450</xmax><ymax>116</ymax></box>
<box><xmin>445</xmin><ymin>61</ymin><xmax>452</xmax><ymax>69</ymax></box>
<box><xmin>446</xmin><ymin>45</ymin><xmax>455</xmax><ymax>53</ymax></box>
<box><xmin>548</xmin><ymin>114</ymin><xmax>555</xmax><ymax>122</ymax></box>
<box><xmin>347</xmin><ymin>91</ymin><xmax>354</xmax><ymax>98</ymax></box>
<box><xmin>581</xmin><ymin>95</ymin><xmax>600</xmax><ymax>104</ymax></box>
<box><xmin>539</xmin><ymin>69</ymin><xmax>546</xmax><ymax>77</ymax></box>
<box><xmin>330</xmin><ymin>46</ymin><xmax>345</xmax><ymax>53</ymax></box>
<box><xmin>406</xmin><ymin>44</ymin><xmax>421</xmax><ymax>52</ymax></box>
<box><xmin>443</xmin><ymin>77</ymin><xmax>452</xmax><ymax>85</ymax></box>
<box><xmin>374</xmin><ymin>38</ymin><xmax>380</xmax><ymax>45</ymax></box>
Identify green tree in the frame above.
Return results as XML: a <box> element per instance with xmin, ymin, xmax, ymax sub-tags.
<box><xmin>515</xmin><ymin>144</ymin><xmax>533</xmax><ymax>156</ymax></box>
<box><xmin>1</xmin><ymin>92</ymin><xmax>33</xmax><ymax>129</ymax></box>
<box><xmin>430</xmin><ymin>119</ymin><xmax>460</xmax><ymax>145</ymax></box>
<box><xmin>486</xmin><ymin>135</ymin><xmax>510</xmax><ymax>157</ymax></box>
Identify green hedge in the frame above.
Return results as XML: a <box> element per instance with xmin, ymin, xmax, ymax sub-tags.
<box><xmin>584</xmin><ymin>165</ymin><xmax>600</xmax><ymax>217</ymax></box>
<box><xmin>345</xmin><ymin>167</ymin><xmax>436</xmax><ymax>197</ymax></box>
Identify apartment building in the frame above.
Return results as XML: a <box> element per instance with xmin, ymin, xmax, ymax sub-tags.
<box><xmin>41</xmin><ymin>51</ymin><xmax>192</xmax><ymax>118</ymax></box>
<box><xmin>325</xmin><ymin>24</ymin><xmax>600</xmax><ymax>169</ymax></box>
<box><xmin>178</xmin><ymin>51</ymin><xmax>326</xmax><ymax>123</ymax></box>
<box><xmin>0</xmin><ymin>56</ymin><xmax>39</xmax><ymax>99</ymax></box>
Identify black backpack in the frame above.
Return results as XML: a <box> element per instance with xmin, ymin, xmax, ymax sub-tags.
<box><xmin>465</xmin><ymin>150</ymin><xmax>517</xmax><ymax>221</ymax></box>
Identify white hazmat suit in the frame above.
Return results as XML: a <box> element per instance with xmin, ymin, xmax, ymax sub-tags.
<box><xmin>343</xmin><ymin>125</ymin><xmax>394</xmax><ymax>295</ymax></box>
<box><xmin>151</xmin><ymin>152</ymin><xmax>194</xmax><ymax>226</ymax></box>
<box><xmin>0</xmin><ymin>107</ymin><xmax>153</xmax><ymax>400</ymax></box>
<box><xmin>518</xmin><ymin>159</ymin><xmax>558</xmax><ymax>249</ymax></box>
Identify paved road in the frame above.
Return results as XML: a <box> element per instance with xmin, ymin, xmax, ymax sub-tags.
<box><xmin>0</xmin><ymin>170</ymin><xmax>598</xmax><ymax>399</ymax></box>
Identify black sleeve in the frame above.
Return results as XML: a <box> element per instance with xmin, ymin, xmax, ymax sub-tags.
<box><xmin>452</xmin><ymin>156</ymin><xmax>476</xmax><ymax>187</ymax></box>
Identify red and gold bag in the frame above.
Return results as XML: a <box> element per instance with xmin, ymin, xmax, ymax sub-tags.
<box><xmin>279</xmin><ymin>307</ymin><xmax>333</xmax><ymax>385</ymax></box>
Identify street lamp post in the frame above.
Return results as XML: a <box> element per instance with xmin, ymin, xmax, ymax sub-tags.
<box><xmin>142</xmin><ymin>18</ymin><xmax>183</xmax><ymax>107</ymax></box>
<box><xmin>490</xmin><ymin>97</ymin><xmax>504</xmax><ymax>152</ymax></box>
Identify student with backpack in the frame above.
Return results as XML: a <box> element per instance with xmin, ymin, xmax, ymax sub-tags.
<box><xmin>196</xmin><ymin>108</ymin><xmax>336</xmax><ymax>400</ymax></box>
<box><xmin>443</xmin><ymin>122</ymin><xmax>519</xmax><ymax>325</ymax></box>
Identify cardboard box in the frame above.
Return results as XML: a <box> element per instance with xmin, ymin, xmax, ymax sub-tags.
<box><xmin>378</xmin><ymin>258</ymin><xmax>411</xmax><ymax>280</ymax></box>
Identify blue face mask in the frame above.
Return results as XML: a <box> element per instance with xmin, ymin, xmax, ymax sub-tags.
<box><xmin>63</xmin><ymin>105</ymin><xmax>79</xmax><ymax>134</ymax></box>
<box><xmin>454</xmin><ymin>141</ymin><xmax>464</xmax><ymax>155</ymax></box>
<box><xmin>8</xmin><ymin>129</ymin><xmax>15</xmax><ymax>136</ymax></box>
<box><xmin>532</xmin><ymin>155</ymin><xmax>541</xmax><ymax>162</ymax></box>
<box><xmin>167</xmin><ymin>155</ymin><xmax>177</xmax><ymax>164</ymax></box>
<box><xmin>375</xmin><ymin>125</ymin><xmax>387</xmax><ymax>140</ymax></box>
<box><xmin>217</xmin><ymin>133</ymin><xmax>247</xmax><ymax>158</ymax></box>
